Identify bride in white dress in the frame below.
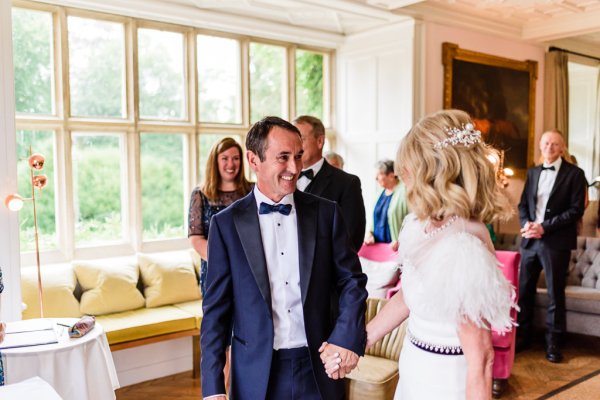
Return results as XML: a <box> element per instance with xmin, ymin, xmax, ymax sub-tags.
<box><xmin>335</xmin><ymin>110</ymin><xmax>516</xmax><ymax>399</ymax></box>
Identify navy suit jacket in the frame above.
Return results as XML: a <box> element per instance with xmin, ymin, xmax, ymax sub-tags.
<box><xmin>200</xmin><ymin>190</ymin><xmax>368</xmax><ymax>400</ymax></box>
<box><xmin>518</xmin><ymin>159</ymin><xmax>587</xmax><ymax>251</ymax></box>
<box><xmin>305</xmin><ymin>160</ymin><xmax>366</xmax><ymax>252</ymax></box>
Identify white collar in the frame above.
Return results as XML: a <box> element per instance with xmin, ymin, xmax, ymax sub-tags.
<box><xmin>542</xmin><ymin>157</ymin><xmax>562</xmax><ymax>170</ymax></box>
<box><xmin>253</xmin><ymin>186</ymin><xmax>294</xmax><ymax>208</ymax></box>
<box><xmin>301</xmin><ymin>157</ymin><xmax>325</xmax><ymax>176</ymax></box>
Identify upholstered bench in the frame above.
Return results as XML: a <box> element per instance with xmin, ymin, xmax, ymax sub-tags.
<box><xmin>20</xmin><ymin>250</ymin><xmax>203</xmax><ymax>377</ymax></box>
<box><xmin>495</xmin><ymin>233</ymin><xmax>600</xmax><ymax>337</ymax></box>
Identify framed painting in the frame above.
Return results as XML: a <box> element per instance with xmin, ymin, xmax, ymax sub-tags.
<box><xmin>442</xmin><ymin>42</ymin><xmax>538</xmax><ymax>172</ymax></box>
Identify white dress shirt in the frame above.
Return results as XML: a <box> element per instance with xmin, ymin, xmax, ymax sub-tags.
<box><xmin>254</xmin><ymin>187</ymin><xmax>308</xmax><ymax>350</ymax></box>
<box><xmin>535</xmin><ymin>157</ymin><xmax>562</xmax><ymax>223</ymax></box>
<box><xmin>297</xmin><ymin>157</ymin><xmax>325</xmax><ymax>192</ymax></box>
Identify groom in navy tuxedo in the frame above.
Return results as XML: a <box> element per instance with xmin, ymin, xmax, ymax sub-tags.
<box><xmin>200</xmin><ymin>116</ymin><xmax>367</xmax><ymax>399</ymax></box>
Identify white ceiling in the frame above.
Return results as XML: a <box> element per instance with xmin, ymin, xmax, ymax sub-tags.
<box><xmin>173</xmin><ymin>0</ymin><xmax>600</xmax><ymax>49</ymax></box>
<box><xmin>41</xmin><ymin>0</ymin><xmax>600</xmax><ymax>52</ymax></box>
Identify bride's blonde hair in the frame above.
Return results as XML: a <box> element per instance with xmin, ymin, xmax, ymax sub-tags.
<box><xmin>396</xmin><ymin>109</ymin><xmax>512</xmax><ymax>224</ymax></box>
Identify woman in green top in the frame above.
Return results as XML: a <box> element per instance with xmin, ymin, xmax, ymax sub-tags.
<box><xmin>364</xmin><ymin>159</ymin><xmax>410</xmax><ymax>251</ymax></box>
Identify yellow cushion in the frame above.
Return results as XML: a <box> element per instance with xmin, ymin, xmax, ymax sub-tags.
<box><xmin>96</xmin><ymin>306</ymin><xmax>197</xmax><ymax>344</ymax></box>
<box><xmin>345</xmin><ymin>355</ymin><xmax>399</xmax><ymax>399</ymax></box>
<box><xmin>173</xmin><ymin>299</ymin><xmax>203</xmax><ymax>328</ymax></box>
<box><xmin>138</xmin><ymin>252</ymin><xmax>200</xmax><ymax>308</ymax></box>
<box><xmin>73</xmin><ymin>259</ymin><xmax>145</xmax><ymax>316</ymax></box>
<box><xmin>190</xmin><ymin>248</ymin><xmax>202</xmax><ymax>280</ymax></box>
<box><xmin>21</xmin><ymin>263</ymin><xmax>82</xmax><ymax>319</ymax></box>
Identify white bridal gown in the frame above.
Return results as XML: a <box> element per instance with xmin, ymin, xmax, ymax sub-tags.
<box><xmin>394</xmin><ymin>214</ymin><xmax>516</xmax><ymax>400</ymax></box>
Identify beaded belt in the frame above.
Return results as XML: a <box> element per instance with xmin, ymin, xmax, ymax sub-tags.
<box><xmin>407</xmin><ymin>329</ymin><xmax>464</xmax><ymax>356</ymax></box>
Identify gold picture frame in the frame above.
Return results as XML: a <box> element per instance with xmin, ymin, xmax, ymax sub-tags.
<box><xmin>442</xmin><ymin>42</ymin><xmax>538</xmax><ymax>172</ymax></box>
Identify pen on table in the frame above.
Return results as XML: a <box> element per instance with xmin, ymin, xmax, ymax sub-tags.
<box><xmin>56</xmin><ymin>323</ymin><xmax>71</xmax><ymax>328</ymax></box>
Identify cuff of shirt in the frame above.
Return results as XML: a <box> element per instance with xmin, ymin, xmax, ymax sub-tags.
<box><xmin>204</xmin><ymin>395</ymin><xmax>226</xmax><ymax>400</ymax></box>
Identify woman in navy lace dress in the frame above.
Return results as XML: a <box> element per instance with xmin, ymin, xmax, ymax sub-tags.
<box><xmin>188</xmin><ymin>138</ymin><xmax>252</xmax><ymax>296</ymax></box>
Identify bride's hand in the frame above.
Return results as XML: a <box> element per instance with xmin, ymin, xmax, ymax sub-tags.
<box><xmin>319</xmin><ymin>342</ymin><xmax>343</xmax><ymax>379</ymax></box>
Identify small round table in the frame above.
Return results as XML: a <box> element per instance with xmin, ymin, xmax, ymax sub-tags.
<box><xmin>1</xmin><ymin>318</ymin><xmax>119</xmax><ymax>400</ymax></box>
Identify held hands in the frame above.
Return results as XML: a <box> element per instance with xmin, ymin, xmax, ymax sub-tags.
<box><xmin>318</xmin><ymin>342</ymin><xmax>359</xmax><ymax>380</ymax></box>
<box><xmin>390</xmin><ymin>240</ymin><xmax>399</xmax><ymax>252</ymax></box>
<box><xmin>364</xmin><ymin>232</ymin><xmax>375</xmax><ymax>245</ymax></box>
<box><xmin>520</xmin><ymin>221</ymin><xmax>544</xmax><ymax>239</ymax></box>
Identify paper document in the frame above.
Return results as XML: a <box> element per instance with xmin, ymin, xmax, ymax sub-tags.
<box><xmin>5</xmin><ymin>318</ymin><xmax>54</xmax><ymax>334</ymax></box>
<box><xmin>0</xmin><ymin>319</ymin><xmax>58</xmax><ymax>349</ymax></box>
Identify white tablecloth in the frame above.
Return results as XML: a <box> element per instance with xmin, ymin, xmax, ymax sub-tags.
<box><xmin>1</xmin><ymin>318</ymin><xmax>119</xmax><ymax>400</ymax></box>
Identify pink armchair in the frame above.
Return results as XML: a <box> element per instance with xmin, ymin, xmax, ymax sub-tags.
<box><xmin>492</xmin><ymin>250</ymin><xmax>520</xmax><ymax>398</ymax></box>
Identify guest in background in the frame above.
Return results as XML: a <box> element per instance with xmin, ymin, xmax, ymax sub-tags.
<box><xmin>188</xmin><ymin>137</ymin><xmax>252</xmax><ymax>297</ymax></box>
<box><xmin>364</xmin><ymin>159</ymin><xmax>409</xmax><ymax>252</ymax></box>
<box><xmin>517</xmin><ymin>129</ymin><xmax>587</xmax><ymax>363</ymax></box>
<box><xmin>324</xmin><ymin>151</ymin><xmax>344</xmax><ymax>169</ymax></box>
<box><xmin>293</xmin><ymin>115</ymin><xmax>366</xmax><ymax>252</ymax></box>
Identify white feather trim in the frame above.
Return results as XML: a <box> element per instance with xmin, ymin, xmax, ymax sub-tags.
<box><xmin>403</xmin><ymin>232</ymin><xmax>517</xmax><ymax>333</ymax></box>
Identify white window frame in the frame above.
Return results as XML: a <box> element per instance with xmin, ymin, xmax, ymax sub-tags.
<box><xmin>12</xmin><ymin>0</ymin><xmax>335</xmax><ymax>266</ymax></box>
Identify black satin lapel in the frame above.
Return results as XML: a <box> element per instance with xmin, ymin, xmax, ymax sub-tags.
<box><xmin>233</xmin><ymin>196</ymin><xmax>272</xmax><ymax>314</ymax></box>
<box><xmin>295</xmin><ymin>192</ymin><xmax>317</xmax><ymax>305</ymax></box>
<box><xmin>548</xmin><ymin>163</ymin><xmax>568</xmax><ymax>199</ymax></box>
<box><xmin>306</xmin><ymin>162</ymin><xmax>331</xmax><ymax>197</ymax></box>
<box><xmin>532</xmin><ymin>167</ymin><xmax>541</xmax><ymax>202</ymax></box>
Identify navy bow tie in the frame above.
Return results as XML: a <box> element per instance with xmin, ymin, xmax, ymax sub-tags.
<box><xmin>541</xmin><ymin>165</ymin><xmax>555</xmax><ymax>171</ymax></box>
<box><xmin>259</xmin><ymin>202</ymin><xmax>292</xmax><ymax>216</ymax></box>
<box><xmin>299</xmin><ymin>169</ymin><xmax>314</xmax><ymax>180</ymax></box>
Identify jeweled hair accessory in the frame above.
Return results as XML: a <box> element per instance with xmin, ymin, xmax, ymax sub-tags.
<box><xmin>434</xmin><ymin>123</ymin><xmax>482</xmax><ymax>150</ymax></box>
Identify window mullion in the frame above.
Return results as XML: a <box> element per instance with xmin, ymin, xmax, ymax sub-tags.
<box><xmin>241</xmin><ymin>38</ymin><xmax>250</xmax><ymax>128</ymax></box>
<box><xmin>288</xmin><ymin>45</ymin><xmax>296</xmax><ymax>120</ymax></box>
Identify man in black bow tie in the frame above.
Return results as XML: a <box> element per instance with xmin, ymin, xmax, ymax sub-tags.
<box><xmin>293</xmin><ymin>115</ymin><xmax>366</xmax><ymax>252</ymax></box>
<box><xmin>201</xmin><ymin>116</ymin><xmax>367</xmax><ymax>400</ymax></box>
<box><xmin>516</xmin><ymin>129</ymin><xmax>587</xmax><ymax>363</ymax></box>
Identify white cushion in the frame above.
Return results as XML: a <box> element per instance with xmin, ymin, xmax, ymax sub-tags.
<box><xmin>360</xmin><ymin>257</ymin><xmax>400</xmax><ymax>299</ymax></box>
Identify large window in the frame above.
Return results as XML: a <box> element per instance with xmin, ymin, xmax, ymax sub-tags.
<box><xmin>12</xmin><ymin>8</ymin><xmax>54</xmax><ymax>115</ymax></box>
<box><xmin>249</xmin><ymin>42</ymin><xmax>287</xmax><ymax>123</ymax></box>
<box><xmin>72</xmin><ymin>133</ymin><xmax>125</xmax><ymax>245</ymax></box>
<box><xmin>138</xmin><ymin>28</ymin><xmax>186</xmax><ymax>120</ymax></box>
<box><xmin>15</xmin><ymin>130</ymin><xmax>57</xmax><ymax>252</ymax></box>
<box><xmin>68</xmin><ymin>16</ymin><xmax>126</xmax><ymax>118</ymax></box>
<box><xmin>197</xmin><ymin>35</ymin><xmax>241</xmax><ymax>124</ymax></box>
<box><xmin>568</xmin><ymin>59</ymin><xmax>600</xmax><ymax>200</ymax></box>
<box><xmin>12</xmin><ymin>2</ymin><xmax>332</xmax><ymax>262</ymax></box>
<box><xmin>141</xmin><ymin>133</ymin><xmax>186</xmax><ymax>240</ymax></box>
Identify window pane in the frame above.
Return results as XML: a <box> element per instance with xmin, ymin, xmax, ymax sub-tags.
<box><xmin>68</xmin><ymin>17</ymin><xmax>125</xmax><ymax>118</ymax></box>
<box><xmin>141</xmin><ymin>133</ymin><xmax>185</xmax><ymax>240</ymax></box>
<box><xmin>249</xmin><ymin>43</ymin><xmax>286</xmax><ymax>123</ymax></box>
<box><xmin>198</xmin><ymin>134</ymin><xmax>241</xmax><ymax>183</ymax></box>
<box><xmin>72</xmin><ymin>134</ymin><xmax>124</xmax><ymax>244</ymax></box>
<box><xmin>138</xmin><ymin>29</ymin><xmax>186</xmax><ymax>120</ymax></box>
<box><xmin>197</xmin><ymin>35</ymin><xmax>242</xmax><ymax>124</ymax></box>
<box><xmin>16</xmin><ymin>130</ymin><xmax>57</xmax><ymax>252</ymax></box>
<box><xmin>12</xmin><ymin>8</ymin><xmax>54</xmax><ymax>115</ymax></box>
<box><xmin>296</xmin><ymin>50</ymin><xmax>324</xmax><ymax>121</ymax></box>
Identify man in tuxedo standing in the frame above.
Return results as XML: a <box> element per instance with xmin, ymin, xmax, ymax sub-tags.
<box><xmin>293</xmin><ymin>116</ymin><xmax>366</xmax><ymax>252</ymax></box>
<box><xmin>517</xmin><ymin>129</ymin><xmax>587</xmax><ymax>363</ymax></box>
<box><xmin>200</xmin><ymin>116</ymin><xmax>368</xmax><ymax>399</ymax></box>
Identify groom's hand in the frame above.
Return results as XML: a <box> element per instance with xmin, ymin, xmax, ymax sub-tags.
<box><xmin>319</xmin><ymin>342</ymin><xmax>359</xmax><ymax>379</ymax></box>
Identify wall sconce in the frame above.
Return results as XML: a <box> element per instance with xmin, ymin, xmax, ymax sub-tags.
<box><xmin>4</xmin><ymin>147</ymin><xmax>47</xmax><ymax>318</ymax></box>
<box><xmin>487</xmin><ymin>150</ymin><xmax>513</xmax><ymax>188</ymax></box>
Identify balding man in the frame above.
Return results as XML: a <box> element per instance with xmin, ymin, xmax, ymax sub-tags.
<box><xmin>516</xmin><ymin>129</ymin><xmax>587</xmax><ymax>363</ymax></box>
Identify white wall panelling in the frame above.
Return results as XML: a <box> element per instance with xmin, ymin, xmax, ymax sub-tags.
<box><xmin>336</xmin><ymin>21</ymin><xmax>416</xmax><ymax>215</ymax></box>
<box><xmin>0</xmin><ymin>0</ymin><xmax>22</xmax><ymax>322</ymax></box>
